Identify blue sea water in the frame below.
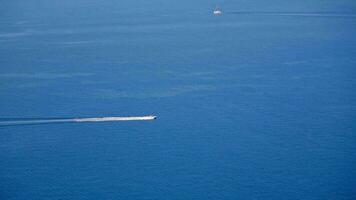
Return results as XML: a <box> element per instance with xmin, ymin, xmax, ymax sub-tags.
<box><xmin>1</xmin><ymin>0</ymin><xmax>356</xmax><ymax>199</ymax></box>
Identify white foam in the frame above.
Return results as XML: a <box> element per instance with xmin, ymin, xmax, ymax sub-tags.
<box><xmin>74</xmin><ymin>116</ymin><xmax>156</xmax><ymax>122</ymax></box>
<box><xmin>0</xmin><ymin>116</ymin><xmax>156</xmax><ymax>126</ymax></box>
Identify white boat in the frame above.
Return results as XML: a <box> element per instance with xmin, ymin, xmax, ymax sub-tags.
<box><xmin>214</xmin><ymin>6</ymin><xmax>222</xmax><ymax>16</ymax></box>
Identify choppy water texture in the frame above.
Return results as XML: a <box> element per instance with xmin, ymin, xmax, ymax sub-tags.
<box><xmin>1</xmin><ymin>0</ymin><xmax>356</xmax><ymax>199</ymax></box>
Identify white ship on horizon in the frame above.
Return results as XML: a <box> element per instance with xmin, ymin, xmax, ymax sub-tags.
<box><xmin>214</xmin><ymin>6</ymin><xmax>222</xmax><ymax>16</ymax></box>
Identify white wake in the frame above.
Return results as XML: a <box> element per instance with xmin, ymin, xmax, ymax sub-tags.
<box><xmin>0</xmin><ymin>116</ymin><xmax>156</xmax><ymax>126</ymax></box>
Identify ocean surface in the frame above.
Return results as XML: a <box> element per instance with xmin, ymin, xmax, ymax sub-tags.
<box><xmin>1</xmin><ymin>0</ymin><xmax>356</xmax><ymax>199</ymax></box>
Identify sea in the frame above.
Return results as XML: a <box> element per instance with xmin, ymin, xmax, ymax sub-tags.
<box><xmin>1</xmin><ymin>0</ymin><xmax>356</xmax><ymax>199</ymax></box>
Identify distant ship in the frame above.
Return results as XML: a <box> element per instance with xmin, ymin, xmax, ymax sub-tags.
<box><xmin>213</xmin><ymin>6</ymin><xmax>222</xmax><ymax>16</ymax></box>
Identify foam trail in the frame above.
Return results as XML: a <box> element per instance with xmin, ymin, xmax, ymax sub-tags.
<box><xmin>0</xmin><ymin>116</ymin><xmax>156</xmax><ymax>126</ymax></box>
<box><xmin>227</xmin><ymin>12</ymin><xmax>356</xmax><ymax>18</ymax></box>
